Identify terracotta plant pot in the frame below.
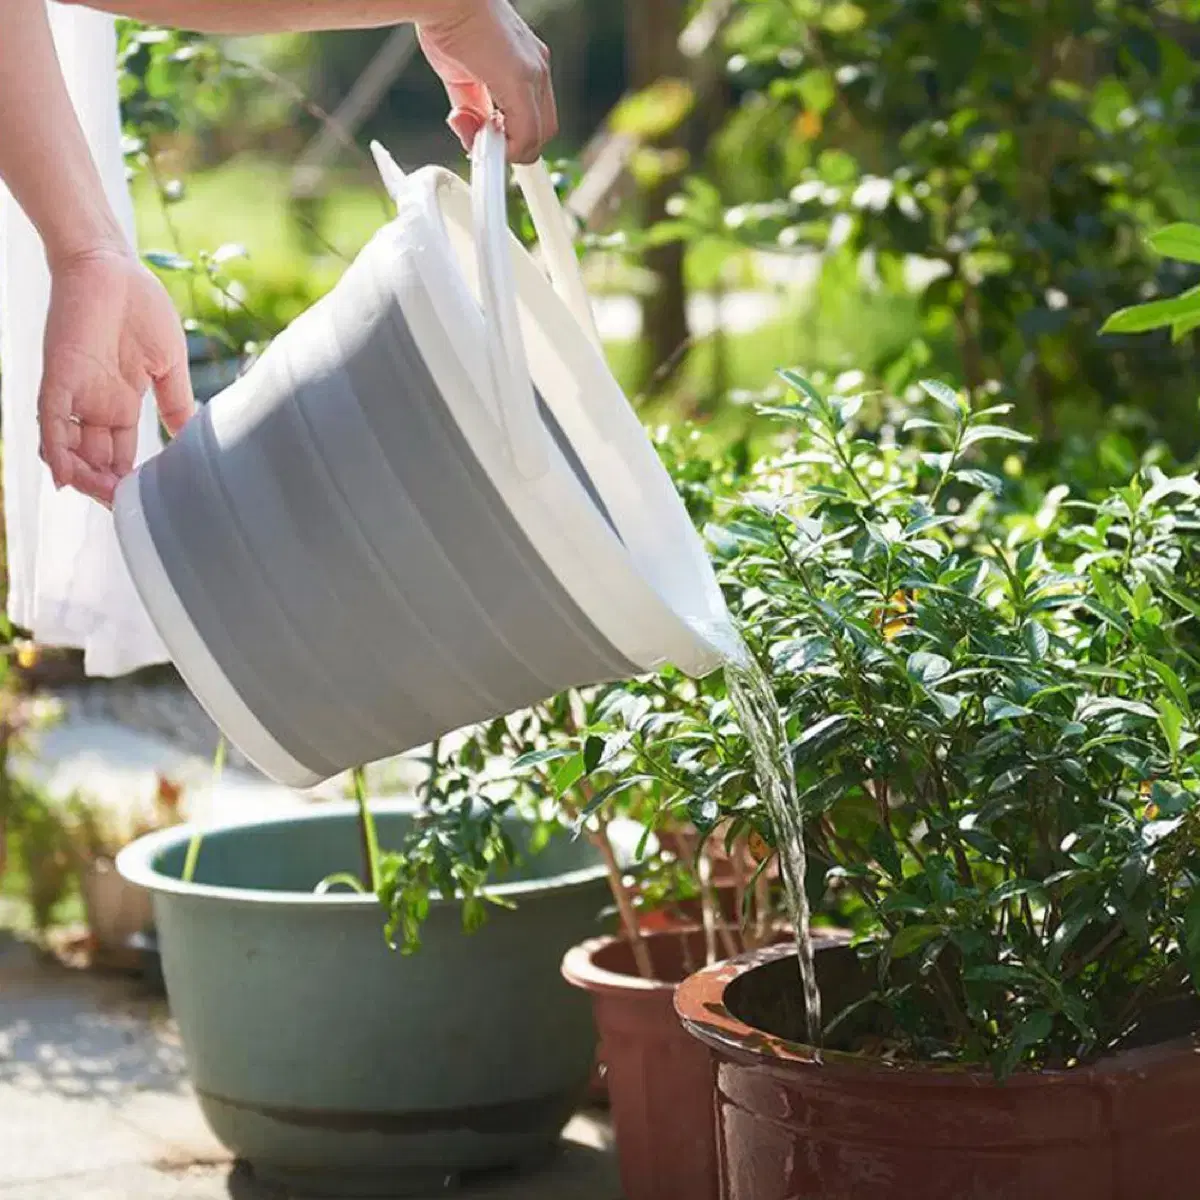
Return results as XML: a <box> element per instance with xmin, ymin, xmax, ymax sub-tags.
<box><xmin>563</xmin><ymin>928</ymin><xmax>725</xmax><ymax>1200</ymax></box>
<box><xmin>636</xmin><ymin>880</ymin><xmax>738</xmax><ymax>934</ymax></box>
<box><xmin>676</xmin><ymin>941</ymin><xmax>1200</xmax><ymax>1200</ymax></box>
<box><xmin>80</xmin><ymin>858</ymin><xmax>153</xmax><ymax>967</ymax></box>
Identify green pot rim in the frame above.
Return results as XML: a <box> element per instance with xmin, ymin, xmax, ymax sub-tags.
<box><xmin>116</xmin><ymin>800</ymin><xmax>617</xmax><ymax>909</ymax></box>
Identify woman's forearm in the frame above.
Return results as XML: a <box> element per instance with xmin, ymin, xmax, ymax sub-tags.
<box><xmin>1</xmin><ymin>2</ymin><xmax>126</xmax><ymax>264</ymax></box>
<box><xmin>55</xmin><ymin>0</ymin><xmax>454</xmax><ymax>35</ymax></box>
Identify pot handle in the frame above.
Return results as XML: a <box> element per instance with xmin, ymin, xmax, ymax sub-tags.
<box><xmin>471</xmin><ymin>121</ymin><xmax>599</xmax><ymax>480</ymax></box>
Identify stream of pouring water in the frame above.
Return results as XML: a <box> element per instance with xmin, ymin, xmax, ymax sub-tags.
<box><xmin>691</xmin><ymin>618</ymin><xmax>823</xmax><ymax>1049</ymax></box>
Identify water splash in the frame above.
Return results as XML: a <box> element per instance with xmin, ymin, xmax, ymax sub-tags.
<box><xmin>690</xmin><ymin>615</ymin><xmax>823</xmax><ymax>1048</ymax></box>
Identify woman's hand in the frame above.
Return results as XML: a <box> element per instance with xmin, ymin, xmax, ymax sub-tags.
<box><xmin>39</xmin><ymin>245</ymin><xmax>194</xmax><ymax>507</ymax></box>
<box><xmin>418</xmin><ymin>0</ymin><xmax>557</xmax><ymax>162</ymax></box>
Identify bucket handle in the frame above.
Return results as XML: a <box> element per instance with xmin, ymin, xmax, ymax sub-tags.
<box><xmin>470</xmin><ymin>121</ymin><xmax>599</xmax><ymax>480</ymax></box>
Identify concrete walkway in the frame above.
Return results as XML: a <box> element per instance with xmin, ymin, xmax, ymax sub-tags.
<box><xmin>0</xmin><ymin>936</ymin><xmax>619</xmax><ymax>1199</ymax></box>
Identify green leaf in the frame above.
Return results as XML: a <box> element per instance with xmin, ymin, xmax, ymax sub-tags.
<box><xmin>579</xmin><ymin>774</ymin><xmax>650</xmax><ymax>819</ymax></box>
<box><xmin>583</xmin><ymin>735</ymin><xmax>605</xmax><ymax>774</ymax></box>
<box><xmin>797</xmin><ymin>67</ymin><xmax>836</xmax><ymax>115</ymax></box>
<box><xmin>1183</xmin><ymin>891</ymin><xmax>1200</xmax><ymax>992</ymax></box>
<box><xmin>1079</xmin><ymin>696</ymin><xmax>1158</xmax><ymax>721</ymax></box>
<box><xmin>314</xmin><ymin>872</ymin><xmax>367</xmax><ymax>895</ymax></box>
<box><xmin>1102</xmin><ymin>286</ymin><xmax>1200</xmax><ymax>335</ymax></box>
<box><xmin>777</xmin><ymin>369</ymin><xmax>823</xmax><ymax>407</ymax></box>
<box><xmin>1002</xmin><ymin>1009</ymin><xmax>1054</xmax><ymax>1075</ymax></box>
<box><xmin>954</xmin><ymin>468</ymin><xmax>1005</xmax><ymax>495</ymax></box>
<box><xmin>960</xmin><ymin>425</ymin><xmax>1034</xmax><ymax>449</ymax></box>
<box><xmin>989</xmin><ymin>764</ymin><xmax>1032</xmax><ymax>794</ymax></box>
<box><xmin>1048</xmin><ymin>910</ymin><xmax>1091</xmax><ymax>970</ymax></box>
<box><xmin>553</xmin><ymin>753</ymin><xmax>585</xmax><ymax>795</ymax></box>
<box><xmin>143</xmin><ymin>249</ymin><xmax>193</xmax><ymax>271</ymax></box>
<box><xmin>610</xmin><ymin>78</ymin><xmax>696</xmax><ymax>139</ymax></box>
<box><xmin>792</xmin><ymin>712</ymin><xmax>854</xmax><ymax>760</ymax></box>
<box><xmin>512</xmin><ymin>747</ymin><xmax>575</xmax><ymax>771</ymax></box>
<box><xmin>987</xmin><ymin>878</ymin><xmax>1044</xmax><ymax>905</ymax></box>
<box><xmin>905</xmin><ymin>514</ymin><xmax>954</xmax><ymax>537</ymax></box>
<box><xmin>963</xmin><ymin>964</ymin><xmax>1036</xmax><ymax>986</ymax></box>
<box><xmin>1163</xmin><ymin>586</ymin><xmax>1200</xmax><ymax>622</ymax></box>
<box><xmin>1157</xmin><ymin>697</ymin><xmax>1185</xmax><ymax>758</ymax></box>
<box><xmin>1146</xmin><ymin>657</ymin><xmax>1191</xmax><ymax>715</ymax></box>
<box><xmin>1173</xmin><ymin>311</ymin><xmax>1200</xmax><ymax>343</ymax></box>
<box><xmin>890</xmin><ymin>924</ymin><xmax>943</xmax><ymax>959</ymax></box>
<box><xmin>1023</xmin><ymin>622</ymin><xmax>1049</xmax><ymax>660</ymax></box>
<box><xmin>918</xmin><ymin>379</ymin><xmax>963</xmax><ymax>415</ymax></box>
<box><xmin>1060</xmin><ymin>993</ymin><xmax>1096</xmax><ymax>1043</ymax></box>
<box><xmin>869</xmin><ymin>827</ymin><xmax>903</xmax><ymax>881</ymax></box>
<box><xmin>1147</xmin><ymin>223</ymin><xmax>1200</xmax><ymax>265</ymax></box>
<box><xmin>907</xmin><ymin>650</ymin><xmax>951</xmax><ymax>686</ymax></box>
<box><xmin>804</xmin><ymin>484</ymin><xmax>851</xmax><ymax>501</ymax></box>
<box><xmin>984</xmin><ymin>696</ymin><xmax>1034</xmax><ymax>723</ymax></box>
<box><xmin>1075</xmin><ymin>596</ymin><xmax>1131</xmax><ymax>634</ymax></box>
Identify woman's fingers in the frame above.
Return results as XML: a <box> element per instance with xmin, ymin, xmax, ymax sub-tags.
<box><xmin>67</xmin><ymin>458</ymin><xmax>119</xmax><ymax>508</ymax></box>
<box><xmin>444</xmin><ymin>76</ymin><xmax>489</xmax><ymax>151</ymax></box>
<box><xmin>152</xmin><ymin>354</ymin><xmax>195</xmax><ymax>437</ymax></box>
<box><xmin>420</xmin><ymin>2</ymin><xmax>557</xmax><ymax>164</ymax></box>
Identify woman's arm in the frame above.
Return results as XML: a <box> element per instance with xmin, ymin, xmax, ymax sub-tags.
<box><xmin>57</xmin><ymin>0</ymin><xmax>456</xmax><ymax>35</ymax></box>
<box><xmin>2</xmin><ymin>1</ymin><xmax>194</xmax><ymax>504</ymax></box>
<box><xmin>59</xmin><ymin>0</ymin><xmax>557</xmax><ymax>164</ymax></box>
<box><xmin>1</xmin><ymin>0</ymin><xmax>553</xmax><ymax>505</ymax></box>
<box><xmin>2</xmin><ymin>0</ymin><xmax>125</xmax><ymax>265</ymax></box>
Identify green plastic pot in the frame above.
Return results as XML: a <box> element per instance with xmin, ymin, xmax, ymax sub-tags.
<box><xmin>117</xmin><ymin>803</ymin><xmax>610</xmax><ymax>1196</ymax></box>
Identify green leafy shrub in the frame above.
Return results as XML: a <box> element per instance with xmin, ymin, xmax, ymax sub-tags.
<box><xmin>674</xmin><ymin>0</ymin><xmax>1200</xmax><ymax>450</ymax></box>
<box><xmin>576</xmin><ymin>372</ymin><xmax>1200</xmax><ymax>1076</ymax></box>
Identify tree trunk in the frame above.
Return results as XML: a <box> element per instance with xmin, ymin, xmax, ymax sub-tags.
<box><xmin>625</xmin><ymin>0</ymin><xmax>689</xmax><ymax>384</ymax></box>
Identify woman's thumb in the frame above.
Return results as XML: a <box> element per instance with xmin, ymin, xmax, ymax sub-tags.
<box><xmin>447</xmin><ymin>105</ymin><xmax>487</xmax><ymax>152</ymax></box>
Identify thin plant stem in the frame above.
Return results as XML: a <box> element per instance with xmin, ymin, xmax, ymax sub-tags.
<box><xmin>731</xmin><ymin>831</ymin><xmax>748</xmax><ymax>935</ymax></box>
<box><xmin>679</xmin><ymin>926</ymin><xmax>696</xmax><ymax>976</ymax></box>
<box><xmin>753</xmin><ymin>866</ymin><xmax>772</xmax><ymax>947</ymax></box>
<box><xmin>697</xmin><ymin>834</ymin><xmax>719</xmax><ymax>965</ymax></box>
<box><xmin>591</xmin><ymin>817</ymin><xmax>654</xmax><ymax>978</ymax></box>
<box><xmin>423</xmin><ymin>738</ymin><xmax>441</xmax><ymax>810</ymax></box>
<box><xmin>557</xmin><ymin>710</ymin><xmax>653</xmax><ymax>977</ymax></box>
<box><xmin>353</xmin><ymin>766</ymin><xmax>381</xmax><ymax>894</ymax></box>
<box><xmin>182</xmin><ymin>738</ymin><xmax>224</xmax><ymax>884</ymax></box>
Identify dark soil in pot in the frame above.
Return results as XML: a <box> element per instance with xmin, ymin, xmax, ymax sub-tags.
<box><xmin>676</xmin><ymin>941</ymin><xmax>1200</xmax><ymax>1200</ymax></box>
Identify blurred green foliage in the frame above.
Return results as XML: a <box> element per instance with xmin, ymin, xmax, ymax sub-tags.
<box><xmin>659</xmin><ymin>0</ymin><xmax>1200</xmax><ymax>454</ymax></box>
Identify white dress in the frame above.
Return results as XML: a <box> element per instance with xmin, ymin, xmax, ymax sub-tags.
<box><xmin>0</xmin><ymin>2</ymin><xmax>167</xmax><ymax>676</ymax></box>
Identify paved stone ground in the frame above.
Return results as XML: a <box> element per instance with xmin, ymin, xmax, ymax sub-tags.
<box><xmin>25</xmin><ymin>682</ymin><xmax>435</xmax><ymax>815</ymax></box>
<box><xmin>0</xmin><ymin>934</ymin><xmax>619</xmax><ymax>1200</ymax></box>
<box><xmin>1</xmin><ymin>691</ymin><xmax>620</xmax><ymax>1199</ymax></box>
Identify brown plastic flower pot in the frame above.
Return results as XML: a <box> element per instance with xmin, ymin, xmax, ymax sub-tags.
<box><xmin>636</xmin><ymin>881</ymin><xmax>738</xmax><ymax>934</ymax></box>
<box><xmin>676</xmin><ymin>941</ymin><xmax>1200</xmax><ymax>1200</ymax></box>
<box><xmin>562</xmin><ymin>929</ymin><xmax>725</xmax><ymax>1200</ymax></box>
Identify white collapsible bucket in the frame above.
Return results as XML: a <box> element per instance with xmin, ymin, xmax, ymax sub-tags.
<box><xmin>114</xmin><ymin>124</ymin><xmax>732</xmax><ymax>788</ymax></box>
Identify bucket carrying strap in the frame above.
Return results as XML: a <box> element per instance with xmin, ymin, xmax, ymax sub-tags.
<box><xmin>372</xmin><ymin>126</ymin><xmax>600</xmax><ymax>482</ymax></box>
